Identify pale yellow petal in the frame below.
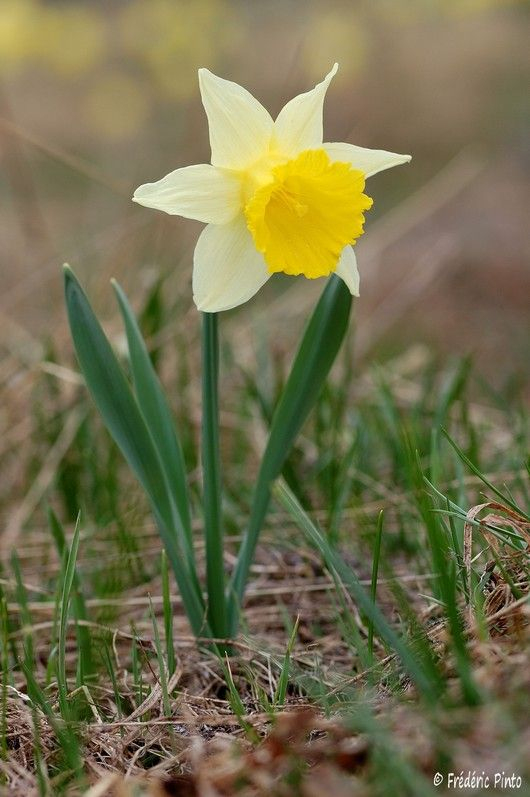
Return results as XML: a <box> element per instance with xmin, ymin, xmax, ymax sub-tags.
<box><xmin>335</xmin><ymin>245</ymin><xmax>360</xmax><ymax>296</ymax></box>
<box><xmin>192</xmin><ymin>218</ymin><xmax>270</xmax><ymax>312</ymax></box>
<box><xmin>273</xmin><ymin>63</ymin><xmax>338</xmax><ymax>157</ymax></box>
<box><xmin>198</xmin><ymin>68</ymin><xmax>274</xmax><ymax>170</ymax></box>
<box><xmin>323</xmin><ymin>142</ymin><xmax>411</xmax><ymax>178</ymax></box>
<box><xmin>133</xmin><ymin>164</ymin><xmax>241</xmax><ymax>224</ymax></box>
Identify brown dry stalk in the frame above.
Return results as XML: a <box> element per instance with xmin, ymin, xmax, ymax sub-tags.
<box><xmin>464</xmin><ymin>501</ymin><xmax>530</xmax><ymax>631</ymax></box>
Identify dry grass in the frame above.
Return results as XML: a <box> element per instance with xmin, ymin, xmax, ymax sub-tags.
<box><xmin>1</xmin><ymin>500</ymin><xmax>529</xmax><ymax>796</ymax></box>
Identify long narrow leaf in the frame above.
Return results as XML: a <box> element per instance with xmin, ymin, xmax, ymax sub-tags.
<box><xmin>228</xmin><ymin>275</ymin><xmax>352</xmax><ymax>632</ymax></box>
<box><xmin>57</xmin><ymin>513</ymin><xmax>82</xmax><ymax>719</ymax></box>
<box><xmin>65</xmin><ymin>266</ymin><xmax>173</xmax><ymax>525</ymax></box>
<box><xmin>112</xmin><ymin>280</ymin><xmax>199</xmax><ymax>595</ymax></box>
<box><xmin>48</xmin><ymin>507</ymin><xmax>94</xmax><ymax>683</ymax></box>
<box><xmin>64</xmin><ymin>266</ymin><xmax>206</xmax><ymax>636</ymax></box>
<box><xmin>442</xmin><ymin>428</ymin><xmax>530</xmax><ymax>521</ymax></box>
<box><xmin>112</xmin><ymin>280</ymin><xmax>192</xmax><ymax>540</ymax></box>
<box><xmin>254</xmin><ymin>275</ymin><xmax>352</xmax><ymax>479</ymax></box>
<box><xmin>273</xmin><ymin>479</ymin><xmax>442</xmax><ymax>703</ymax></box>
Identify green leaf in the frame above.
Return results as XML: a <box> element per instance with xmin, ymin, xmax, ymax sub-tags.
<box><xmin>112</xmin><ymin>280</ymin><xmax>191</xmax><ymax>534</ymax></box>
<box><xmin>57</xmin><ymin>512</ymin><xmax>82</xmax><ymax>720</ymax></box>
<box><xmin>441</xmin><ymin>428</ymin><xmax>530</xmax><ymax>521</ymax></box>
<box><xmin>274</xmin><ymin>615</ymin><xmax>299</xmax><ymax>707</ymax></box>
<box><xmin>65</xmin><ymin>266</ymin><xmax>171</xmax><ymax>522</ymax></box>
<box><xmin>48</xmin><ymin>507</ymin><xmax>94</xmax><ymax>683</ymax></box>
<box><xmin>63</xmin><ymin>266</ymin><xmax>206</xmax><ymax>637</ymax></box>
<box><xmin>112</xmin><ymin>280</ymin><xmax>196</xmax><ymax>581</ymax></box>
<box><xmin>112</xmin><ymin>280</ymin><xmax>191</xmax><ymax>539</ymax></box>
<box><xmin>256</xmin><ymin>275</ymin><xmax>352</xmax><ymax>479</ymax></box>
<box><xmin>228</xmin><ymin>275</ymin><xmax>352</xmax><ymax>633</ymax></box>
<box><xmin>273</xmin><ymin>479</ymin><xmax>443</xmax><ymax>704</ymax></box>
<box><xmin>368</xmin><ymin>509</ymin><xmax>384</xmax><ymax>662</ymax></box>
<box><xmin>161</xmin><ymin>550</ymin><xmax>176</xmax><ymax>677</ymax></box>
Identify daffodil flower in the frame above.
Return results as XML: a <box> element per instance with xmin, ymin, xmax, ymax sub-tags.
<box><xmin>133</xmin><ymin>64</ymin><xmax>410</xmax><ymax>312</ymax></box>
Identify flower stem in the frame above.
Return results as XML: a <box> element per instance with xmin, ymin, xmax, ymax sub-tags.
<box><xmin>201</xmin><ymin>312</ymin><xmax>227</xmax><ymax>640</ymax></box>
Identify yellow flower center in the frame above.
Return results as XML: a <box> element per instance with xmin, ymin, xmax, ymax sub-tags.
<box><xmin>243</xmin><ymin>148</ymin><xmax>373</xmax><ymax>279</ymax></box>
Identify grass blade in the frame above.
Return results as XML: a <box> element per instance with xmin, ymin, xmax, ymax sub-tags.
<box><xmin>21</xmin><ymin>664</ymin><xmax>83</xmax><ymax>782</ymax></box>
<box><xmin>161</xmin><ymin>550</ymin><xmax>176</xmax><ymax>678</ymax></box>
<box><xmin>57</xmin><ymin>513</ymin><xmax>82</xmax><ymax>720</ymax></box>
<box><xmin>148</xmin><ymin>595</ymin><xmax>170</xmax><ymax>717</ymax></box>
<box><xmin>273</xmin><ymin>479</ymin><xmax>442</xmax><ymax>703</ymax></box>
<box><xmin>47</xmin><ymin>507</ymin><xmax>94</xmax><ymax>683</ymax></box>
<box><xmin>412</xmin><ymin>451</ymin><xmax>482</xmax><ymax>705</ymax></box>
<box><xmin>368</xmin><ymin>510</ymin><xmax>384</xmax><ymax>661</ymax></box>
<box><xmin>442</xmin><ymin>428</ymin><xmax>530</xmax><ymax>521</ymax></box>
<box><xmin>11</xmin><ymin>554</ymin><xmax>34</xmax><ymax>686</ymax></box>
<box><xmin>219</xmin><ymin>657</ymin><xmax>259</xmax><ymax>742</ymax></box>
<box><xmin>274</xmin><ymin>615</ymin><xmax>299</xmax><ymax>708</ymax></box>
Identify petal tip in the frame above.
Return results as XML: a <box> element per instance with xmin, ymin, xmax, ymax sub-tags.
<box><xmin>197</xmin><ymin>68</ymin><xmax>210</xmax><ymax>95</ymax></box>
<box><xmin>131</xmin><ymin>187</ymin><xmax>148</xmax><ymax>207</ymax></box>
<box><xmin>322</xmin><ymin>63</ymin><xmax>339</xmax><ymax>85</ymax></box>
<box><xmin>198</xmin><ymin>67</ymin><xmax>218</xmax><ymax>90</ymax></box>
<box><xmin>318</xmin><ymin>62</ymin><xmax>339</xmax><ymax>89</ymax></box>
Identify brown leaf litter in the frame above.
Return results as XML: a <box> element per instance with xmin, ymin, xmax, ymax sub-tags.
<box><xmin>1</xmin><ymin>501</ymin><xmax>528</xmax><ymax>796</ymax></box>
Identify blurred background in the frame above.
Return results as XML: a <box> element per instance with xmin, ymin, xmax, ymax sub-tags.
<box><xmin>0</xmin><ymin>0</ymin><xmax>528</xmax><ymax>379</ymax></box>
